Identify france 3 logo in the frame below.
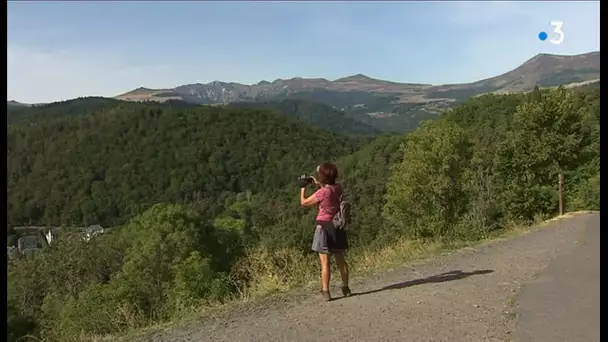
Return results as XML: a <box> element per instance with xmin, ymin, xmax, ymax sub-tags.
<box><xmin>538</xmin><ymin>21</ymin><xmax>565</xmax><ymax>45</ymax></box>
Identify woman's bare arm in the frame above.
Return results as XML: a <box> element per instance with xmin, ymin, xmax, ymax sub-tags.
<box><xmin>300</xmin><ymin>188</ymin><xmax>320</xmax><ymax>207</ymax></box>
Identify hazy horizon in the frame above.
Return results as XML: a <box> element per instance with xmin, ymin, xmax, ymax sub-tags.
<box><xmin>8</xmin><ymin>1</ymin><xmax>600</xmax><ymax>103</ymax></box>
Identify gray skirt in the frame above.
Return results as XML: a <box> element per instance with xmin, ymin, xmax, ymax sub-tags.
<box><xmin>311</xmin><ymin>220</ymin><xmax>348</xmax><ymax>254</ymax></box>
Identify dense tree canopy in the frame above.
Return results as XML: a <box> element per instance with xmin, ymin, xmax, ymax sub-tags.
<box><xmin>8</xmin><ymin>103</ymin><xmax>363</xmax><ymax>227</ymax></box>
<box><xmin>384</xmin><ymin>87</ymin><xmax>600</xmax><ymax>239</ymax></box>
<box><xmin>228</xmin><ymin>99</ymin><xmax>381</xmax><ymax>136</ymax></box>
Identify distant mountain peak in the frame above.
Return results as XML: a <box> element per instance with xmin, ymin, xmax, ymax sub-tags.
<box><xmin>126</xmin><ymin>87</ymin><xmax>159</xmax><ymax>95</ymax></box>
<box><xmin>114</xmin><ymin>51</ymin><xmax>599</xmax><ymax>110</ymax></box>
<box><xmin>335</xmin><ymin>74</ymin><xmax>374</xmax><ymax>82</ymax></box>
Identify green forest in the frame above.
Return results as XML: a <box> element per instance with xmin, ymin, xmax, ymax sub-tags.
<box><xmin>7</xmin><ymin>86</ymin><xmax>600</xmax><ymax>341</ymax></box>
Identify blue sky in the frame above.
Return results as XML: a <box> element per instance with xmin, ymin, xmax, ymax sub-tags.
<box><xmin>8</xmin><ymin>1</ymin><xmax>600</xmax><ymax>103</ymax></box>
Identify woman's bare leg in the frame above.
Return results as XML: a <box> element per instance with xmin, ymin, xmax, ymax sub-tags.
<box><xmin>334</xmin><ymin>252</ymin><xmax>349</xmax><ymax>287</ymax></box>
<box><xmin>319</xmin><ymin>253</ymin><xmax>331</xmax><ymax>291</ymax></box>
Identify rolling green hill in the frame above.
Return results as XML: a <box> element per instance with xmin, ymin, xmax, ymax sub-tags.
<box><xmin>7</xmin><ymin>103</ymin><xmax>363</xmax><ymax>227</ymax></box>
<box><xmin>7</xmin><ymin>97</ymin><xmax>381</xmax><ymax>136</ymax></box>
<box><xmin>7</xmin><ymin>97</ymin><xmax>124</xmax><ymax>124</ymax></box>
<box><xmin>227</xmin><ymin>99</ymin><xmax>380</xmax><ymax>135</ymax></box>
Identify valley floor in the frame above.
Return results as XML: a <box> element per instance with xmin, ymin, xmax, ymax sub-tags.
<box><xmin>128</xmin><ymin>212</ymin><xmax>600</xmax><ymax>342</ymax></box>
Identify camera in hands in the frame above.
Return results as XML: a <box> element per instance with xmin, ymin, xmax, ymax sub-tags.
<box><xmin>297</xmin><ymin>174</ymin><xmax>314</xmax><ymax>188</ymax></box>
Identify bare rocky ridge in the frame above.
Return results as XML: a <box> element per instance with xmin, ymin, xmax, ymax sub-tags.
<box><xmin>129</xmin><ymin>212</ymin><xmax>600</xmax><ymax>342</ymax></box>
<box><xmin>115</xmin><ymin>51</ymin><xmax>600</xmax><ymax>105</ymax></box>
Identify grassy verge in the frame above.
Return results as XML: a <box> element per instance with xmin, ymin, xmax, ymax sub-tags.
<box><xmin>103</xmin><ymin>211</ymin><xmax>596</xmax><ymax>342</ymax></box>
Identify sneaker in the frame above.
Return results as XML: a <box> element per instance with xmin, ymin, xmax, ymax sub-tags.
<box><xmin>320</xmin><ymin>290</ymin><xmax>331</xmax><ymax>302</ymax></box>
<box><xmin>341</xmin><ymin>286</ymin><xmax>352</xmax><ymax>297</ymax></box>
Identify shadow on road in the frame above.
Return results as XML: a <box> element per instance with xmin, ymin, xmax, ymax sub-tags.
<box><xmin>333</xmin><ymin>269</ymin><xmax>494</xmax><ymax>301</ymax></box>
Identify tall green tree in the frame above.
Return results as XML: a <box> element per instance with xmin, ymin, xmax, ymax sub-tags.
<box><xmin>496</xmin><ymin>87</ymin><xmax>593</xmax><ymax>220</ymax></box>
<box><xmin>383</xmin><ymin>120</ymin><xmax>471</xmax><ymax>238</ymax></box>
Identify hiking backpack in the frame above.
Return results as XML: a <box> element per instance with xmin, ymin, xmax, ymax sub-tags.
<box><xmin>331</xmin><ymin>190</ymin><xmax>352</xmax><ymax>230</ymax></box>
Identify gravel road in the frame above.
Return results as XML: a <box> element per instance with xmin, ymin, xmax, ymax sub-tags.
<box><xmin>135</xmin><ymin>212</ymin><xmax>600</xmax><ymax>342</ymax></box>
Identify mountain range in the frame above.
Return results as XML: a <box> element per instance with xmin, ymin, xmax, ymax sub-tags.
<box><xmin>8</xmin><ymin>51</ymin><xmax>600</xmax><ymax>132</ymax></box>
<box><xmin>114</xmin><ymin>51</ymin><xmax>600</xmax><ymax>131</ymax></box>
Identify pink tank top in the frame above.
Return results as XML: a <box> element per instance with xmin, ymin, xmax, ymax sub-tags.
<box><xmin>314</xmin><ymin>184</ymin><xmax>342</xmax><ymax>222</ymax></box>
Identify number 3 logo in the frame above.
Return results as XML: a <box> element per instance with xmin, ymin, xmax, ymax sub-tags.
<box><xmin>550</xmin><ymin>21</ymin><xmax>565</xmax><ymax>45</ymax></box>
